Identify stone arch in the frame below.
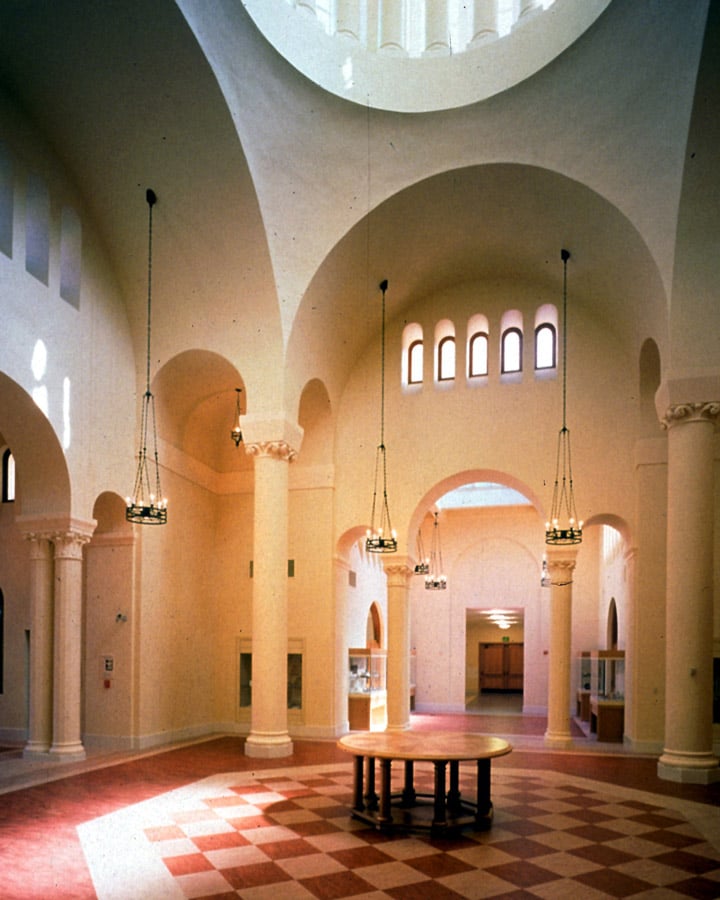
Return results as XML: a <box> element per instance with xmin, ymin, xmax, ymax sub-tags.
<box><xmin>0</xmin><ymin>371</ymin><xmax>71</xmax><ymax>520</ymax></box>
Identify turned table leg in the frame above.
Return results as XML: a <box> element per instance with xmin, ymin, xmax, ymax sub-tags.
<box><xmin>378</xmin><ymin>758</ymin><xmax>392</xmax><ymax>825</ymax></box>
<box><xmin>364</xmin><ymin>755</ymin><xmax>378</xmax><ymax>811</ymax></box>
<box><xmin>447</xmin><ymin>760</ymin><xmax>461</xmax><ymax>816</ymax></box>
<box><xmin>401</xmin><ymin>760</ymin><xmax>416</xmax><ymax>806</ymax></box>
<box><xmin>475</xmin><ymin>757</ymin><xmax>492</xmax><ymax>823</ymax></box>
<box><xmin>352</xmin><ymin>755</ymin><xmax>364</xmax><ymax>812</ymax></box>
<box><xmin>432</xmin><ymin>760</ymin><xmax>448</xmax><ymax>829</ymax></box>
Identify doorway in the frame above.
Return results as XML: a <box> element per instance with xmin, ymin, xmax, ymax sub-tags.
<box><xmin>466</xmin><ymin>608</ymin><xmax>524</xmax><ymax>713</ymax></box>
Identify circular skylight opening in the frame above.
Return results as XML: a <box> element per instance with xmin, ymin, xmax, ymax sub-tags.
<box><xmin>243</xmin><ymin>0</ymin><xmax>610</xmax><ymax>113</ymax></box>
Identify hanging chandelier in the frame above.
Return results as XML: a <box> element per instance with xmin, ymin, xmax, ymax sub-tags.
<box><xmin>126</xmin><ymin>189</ymin><xmax>167</xmax><ymax>525</ymax></box>
<box><xmin>545</xmin><ymin>248</ymin><xmax>582</xmax><ymax>545</ymax></box>
<box><xmin>425</xmin><ymin>511</ymin><xmax>447</xmax><ymax>590</ymax></box>
<box><xmin>414</xmin><ymin>527</ymin><xmax>429</xmax><ymax>574</ymax></box>
<box><xmin>366</xmin><ymin>279</ymin><xmax>397</xmax><ymax>553</ymax></box>
<box><xmin>230</xmin><ymin>387</ymin><xmax>243</xmax><ymax>447</ymax></box>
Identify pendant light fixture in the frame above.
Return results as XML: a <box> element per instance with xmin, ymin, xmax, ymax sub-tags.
<box><xmin>366</xmin><ymin>279</ymin><xmax>397</xmax><ymax>553</ymax></box>
<box><xmin>545</xmin><ymin>249</ymin><xmax>582</xmax><ymax>545</ymax></box>
<box><xmin>126</xmin><ymin>189</ymin><xmax>167</xmax><ymax>525</ymax></box>
<box><xmin>425</xmin><ymin>510</ymin><xmax>447</xmax><ymax>590</ymax></box>
<box><xmin>414</xmin><ymin>527</ymin><xmax>429</xmax><ymax>575</ymax></box>
<box><xmin>230</xmin><ymin>387</ymin><xmax>243</xmax><ymax>447</ymax></box>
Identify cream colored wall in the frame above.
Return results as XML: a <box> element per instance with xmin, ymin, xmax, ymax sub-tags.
<box><xmin>212</xmin><ymin>489</ymin><xmax>253</xmax><ymax>730</ymax></box>
<box><xmin>0</xmin><ymin>496</ymin><xmax>29</xmax><ymax>741</ymax></box>
<box><xmin>335</xmin><ymin>278</ymin><xmax>640</xmax><ymax>550</ymax></box>
<box><xmin>84</xmin><ymin>532</ymin><xmax>135</xmax><ymax>748</ymax></box>
<box><xmin>0</xmin><ymin>110</ymin><xmax>136</xmax><ymax>524</ymax></box>
<box><xmin>134</xmin><ymin>468</ymin><xmax>220</xmax><ymax>746</ymax></box>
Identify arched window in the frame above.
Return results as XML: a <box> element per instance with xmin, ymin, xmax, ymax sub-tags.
<box><xmin>408</xmin><ymin>339</ymin><xmax>424</xmax><ymax>384</ymax></box>
<box><xmin>468</xmin><ymin>331</ymin><xmax>488</xmax><ymax>377</ymax></box>
<box><xmin>437</xmin><ymin>335</ymin><xmax>456</xmax><ymax>381</ymax></box>
<box><xmin>2</xmin><ymin>449</ymin><xmax>14</xmax><ymax>502</ymax></box>
<box><xmin>501</xmin><ymin>327</ymin><xmax>522</xmax><ymax>373</ymax></box>
<box><xmin>535</xmin><ymin>323</ymin><xmax>556</xmax><ymax>370</ymax></box>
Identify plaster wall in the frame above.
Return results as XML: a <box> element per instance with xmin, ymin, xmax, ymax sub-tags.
<box><xmin>0</xmin><ymin>502</ymin><xmax>29</xmax><ymax>740</ymax></box>
<box><xmin>335</xmin><ymin>277</ymin><xmax>640</xmax><ymax>548</ymax></box>
<box><xmin>0</xmin><ymin>100</ymin><xmax>136</xmax><ymax>522</ymax></box>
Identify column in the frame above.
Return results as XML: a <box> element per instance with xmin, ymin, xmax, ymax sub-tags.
<box><xmin>425</xmin><ymin>0</ymin><xmax>450</xmax><ymax>54</ymax></box>
<box><xmin>50</xmin><ymin>530</ymin><xmax>92</xmax><ymax>760</ymax></box>
<box><xmin>244</xmin><ymin>439</ymin><xmax>297</xmax><ymax>758</ymax></box>
<box><xmin>378</xmin><ymin>0</ymin><xmax>405</xmax><ymax>53</ymax></box>
<box><xmin>22</xmin><ymin>534</ymin><xmax>53</xmax><ymax>758</ymax></box>
<box><xmin>471</xmin><ymin>0</ymin><xmax>498</xmax><ymax>45</ymax></box>
<box><xmin>544</xmin><ymin>548</ymin><xmax>578</xmax><ymax>749</ymax></box>
<box><xmin>385</xmin><ymin>559</ymin><xmax>413</xmax><ymax>731</ymax></box>
<box><xmin>658</xmin><ymin>400</ymin><xmax>720</xmax><ymax>783</ymax></box>
<box><xmin>336</xmin><ymin>0</ymin><xmax>361</xmax><ymax>41</ymax></box>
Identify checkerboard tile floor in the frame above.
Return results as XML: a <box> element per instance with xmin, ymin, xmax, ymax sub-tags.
<box><xmin>78</xmin><ymin>763</ymin><xmax>720</xmax><ymax>899</ymax></box>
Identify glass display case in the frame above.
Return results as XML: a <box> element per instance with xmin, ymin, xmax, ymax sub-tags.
<box><xmin>590</xmin><ymin>650</ymin><xmax>625</xmax><ymax>742</ymax></box>
<box><xmin>576</xmin><ymin>651</ymin><xmax>591</xmax><ymax>721</ymax></box>
<box><xmin>348</xmin><ymin>648</ymin><xmax>387</xmax><ymax>730</ymax></box>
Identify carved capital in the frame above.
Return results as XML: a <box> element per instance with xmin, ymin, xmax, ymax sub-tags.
<box><xmin>546</xmin><ymin>556</ymin><xmax>576</xmax><ymax>586</ymax></box>
<box><xmin>384</xmin><ymin>562</ymin><xmax>413</xmax><ymax>586</ymax></box>
<box><xmin>51</xmin><ymin>531</ymin><xmax>93</xmax><ymax>561</ymax></box>
<box><xmin>24</xmin><ymin>533</ymin><xmax>54</xmax><ymax>561</ymax></box>
<box><xmin>245</xmin><ymin>440</ymin><xmax>298</xmax><ymax>462</ymax></box>
<box><xmin>661</xmin><ymin>401</ymin><xmax>720</xmax><ymax>430</ymax></box>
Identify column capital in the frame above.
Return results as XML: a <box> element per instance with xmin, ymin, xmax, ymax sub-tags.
<box><xmin>383</xmin><ymin>558</ymin><xmax>413</xmax><ymax>586</ymax></box>
<box><xmin>52</xmin><ymin>531</ymin><xmax>93</xmax><ymax>560</ymax></box>
<box><xmin>660</xmin><ymin>401</ymin><xmax>720</xmax><ymax>430</ymax></box>
<box><xmin>545</xmin><ymin>548</ymin><xmax>578</xmax><ymax>585</ymax></box>
<box><xmin>241</xmin><ymin>414</ymin><xmax>303</xmax><ymax>458</ymax></box>
<box><xmin>18</xmin><ymin>515</ymin><xmax>96</xmax><ymax>543</ymax></box>
<box><xmin>245</xmin><ymin>440</ymin><xmax>298</xmax><ymax>462</ymax></box>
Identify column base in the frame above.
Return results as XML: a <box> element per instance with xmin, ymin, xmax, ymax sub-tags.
<box><xmin>23</xmin><ymin>741</ymin><xmax>51</xmax><ymax>759</ymax></box>
<box><xmin>544</xmin><ymin>730</ymin><xmax>574</xmax><ymax>750</ymax></box>
<box><xmin>245</xmin><ymin>731</ymin><xmax>294</xmax><ymax>759</ymax></box>
<box><xmin>49</xmin><ymin>741</ymin><xmax>87</xmax><ymax>762</ymax></box>
<box><xmin>657</xmin><ymin>750</ymin><xmax>720</xmax><ymax>784</ymax></box>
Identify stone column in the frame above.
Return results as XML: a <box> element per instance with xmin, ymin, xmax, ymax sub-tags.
<box><xmin>378</xmin><ymin>0</ymin><xmax>405</xmax><ymax>53</ymax></box>
<box><xmin>22</xmin><ymin>534</ymin><xmax>53</xmax><ymax>758</ymax></box>
<box><xmin>471</xmin><ymin>0</ymin><xmax>498</xmax><ymax>45</ymax></box>
<box><xmin>425</xmin><ymin>0</ymin><xmax>450</xmax><ymax>54</ymax></box>
<box><xmin>336</xmin><ymin>0</ymin><xmax>361</xmax><ymax>40</ymax></box>
<box><xmin>658</xmin><ymin>400</ymin><xmax>720</xmax><ymax>783</ymax></box>
<box><xmin>50</xmin><ymin>530</ymin><xmax>92</xmax><ymax>760</ymax></box>
<box><xmin>544</xmin><ymin>548</ymin><xmax>578</xmax><ymax>748</ymax></box>
<box><xmin>384</xmin><ymin>559</ymin><xmax>413</xmax><ymax>732</ymax></box>
<box><xmin>244</xmin><ymin>439</ymin><xmax>297</xmax><ymax>758</ymax></box>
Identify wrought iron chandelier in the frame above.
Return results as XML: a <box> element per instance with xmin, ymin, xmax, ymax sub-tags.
<box><xmin>366</xmin><ymin>279</ymin><xmax>397</xmax><ymax>553</ymax></box>
<box><xmin>230</xmin><ymin>387</ymin><xmax>243</xmax><ymax>447</ymax></box>
<box><xmin>425</xmin><ymin>510</ymin><xmax>447</xmax><ymax>590</ymax></box>
<box><xmin>126</xmin><ymin>189</ymin><xmax>167</xmax><ymax>525</ymax></box>
<box><xmin>414</xmin><ymin>527</ymin><xmax>429</xmax><ymax>575</ymax></box>
<box><xmin>545</xmin><ymin>248</ymin><xmax>582</xmax><ymax>545</ymax></box>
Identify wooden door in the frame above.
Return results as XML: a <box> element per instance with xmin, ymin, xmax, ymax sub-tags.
<box><xmin>506</xmin><ymin>643</ymin><xmax>524</xmax><ymax>691</ymax></box>
<box><xmin>479</xmin><ymin>643</ymin><xmax>524</xmax><ymax>692</ymax></box>
<box><xmin>478</xmin><ymin>644</ymin><xmax>505</xmax><ymax>691</ymax></box>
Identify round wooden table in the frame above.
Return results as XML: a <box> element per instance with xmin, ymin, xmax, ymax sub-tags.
<box><xmin>337</xmin><ymin>731</ymin><xmax>512</xmax><ymax>835</ymax></box>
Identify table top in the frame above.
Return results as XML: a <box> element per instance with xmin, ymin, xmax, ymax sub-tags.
<box><xmin>338</xmin><ymin>730</ymin><xmax>512</xmax><ymax>762</ymax></box>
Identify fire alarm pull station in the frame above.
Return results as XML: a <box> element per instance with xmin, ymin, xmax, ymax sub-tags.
<box><xmin>102</xmin><ymin>656</ymin><xmax>114</xmax><ymax>689</ymax></box>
